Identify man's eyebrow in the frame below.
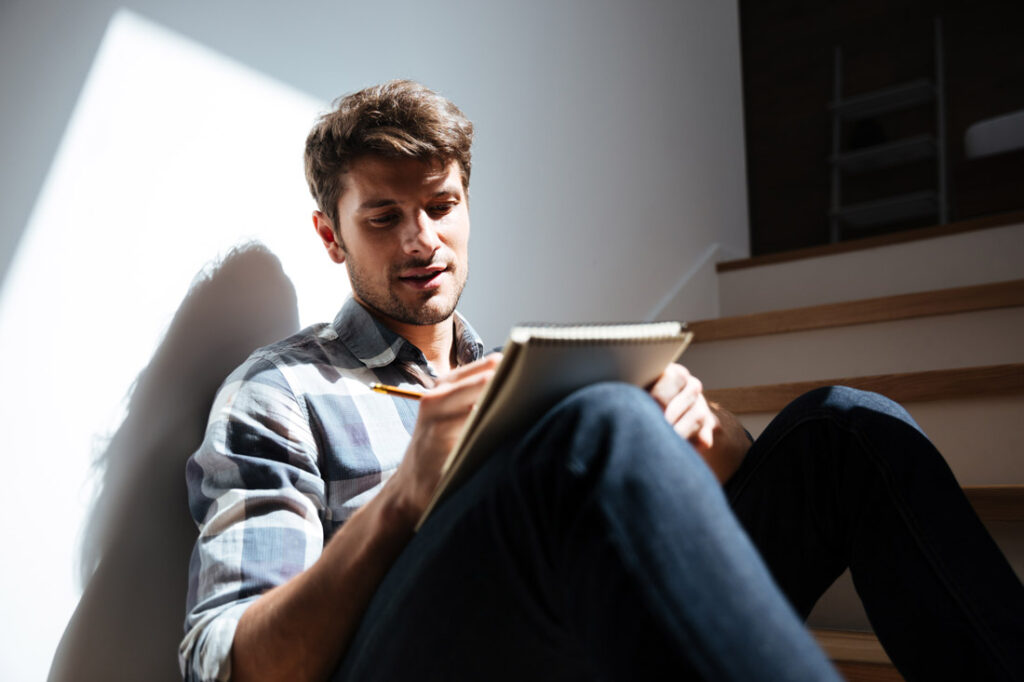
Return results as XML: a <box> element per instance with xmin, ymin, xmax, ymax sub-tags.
<box><xmin>358</xmin><ymin>198</ymin><xmax>398</xmax><ymax>210</ymax></box>
<box><xmin>357</xmin><ymin>186</ymin><xmax>461</xmax><ymax>211</ymax></box>
<box><xmin>431</xmin><ymin>185</ymin><xmax>462</xmax><ymax>198</ymax></box>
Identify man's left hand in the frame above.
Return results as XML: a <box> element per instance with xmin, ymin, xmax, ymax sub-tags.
<box><xmin>649</xmin><ymin>363</ymin><xmax>716</xmax><ymax>452</ymax></box>
<box><xmin>648</xmin><ymin>363</ymin><xmax>751</xmax><ymax>483</ymax></box>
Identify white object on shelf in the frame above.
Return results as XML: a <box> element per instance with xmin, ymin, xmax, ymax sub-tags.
<box><xmin>965</xmin><ymin>109</ymin><xmax>1024</xmax><ymax>159</ymax></box>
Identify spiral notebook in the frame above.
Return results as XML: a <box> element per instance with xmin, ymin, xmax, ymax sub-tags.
<box><xmin>417</xmin><ymin>321</ymin><xmax>693</xmax><ymax>528</ymax></box>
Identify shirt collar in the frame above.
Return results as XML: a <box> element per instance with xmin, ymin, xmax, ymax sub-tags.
<box><xmin>333</xmin><ymin>297</ymin><xmax>485</xmax><ymax>370</ymax></box>
<box><xmin>452</xmin><ymin>313</ymin><xmax>486</xmax><ymax>367</ymax></box>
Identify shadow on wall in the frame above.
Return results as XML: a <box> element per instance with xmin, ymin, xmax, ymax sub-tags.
<box><xmin>48</xmin><ymin>242</ymin><xmax>300</xmax><ymax>682</ymax></box>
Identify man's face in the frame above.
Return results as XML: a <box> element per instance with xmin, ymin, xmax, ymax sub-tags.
<box><xmin>317</xmin><ymin>156</ymin><xmax>470</xmax><ymax>329</ymax></box>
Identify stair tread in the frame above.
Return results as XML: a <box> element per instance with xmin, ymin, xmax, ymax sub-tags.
<box><xmin>689</xmin><ymin>279</ymin><xmax>1024</xmax><ymax>342</ymax></box>
<box><xmin>963</xmin><ymin>485</ymin><xmax>1024</xmax><ymax>522</ymax></box>
<box><xmin>813</xmin><ymin>630</ymin><xmax>904</xmax><ymax>679</ymax></box>
<box><xmin>833</xmin><ymin>661</ymin><xmax>904</xmax><ymax>681</ymax></box>
<box><xmin>717</xmin><ymin>210</ymin><xmax>1024</xmax><ymax>273</ymax></box>
<box><xmin>705</xmin><ymin>363</ymin><xmax>1024</xmax><ymax>414</ymax></box>
<box><xmin>813</xmin><ymin>629</ymin><xmax>890</xmax><ymax>664</ymax></box>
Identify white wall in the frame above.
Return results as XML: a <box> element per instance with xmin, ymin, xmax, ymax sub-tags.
<box><xmin>0</xmin><ymin>1</ymin><xmax>748</xmax><ymax>679</ymax></box>
<box><xmin>2</xmin><ymin>0</ymin><xmax>748</xmax><ymax>341</ymax></box>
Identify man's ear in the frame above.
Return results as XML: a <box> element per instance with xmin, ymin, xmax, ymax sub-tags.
<box><xmin>313</xmin><ymin>211</ymin><xmax>346</xmax><ymax>264</ymax></box>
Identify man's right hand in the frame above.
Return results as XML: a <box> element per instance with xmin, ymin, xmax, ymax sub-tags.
<box><xmin>392</xmin><ymin>353</ymin><xmax>502</xmax><ymax>522</ymax></box>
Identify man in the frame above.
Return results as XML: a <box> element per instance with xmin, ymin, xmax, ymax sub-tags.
<box><xmin>181</xmin><ymin>80</ymin><xmax>1023</xmax><ymax>681</ymax></box>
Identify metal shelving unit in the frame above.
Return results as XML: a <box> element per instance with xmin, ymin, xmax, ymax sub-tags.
<box><xmin>828</xmin><ymin>19</ymin><xmax>948</xmax><ymax>242</ymax></box>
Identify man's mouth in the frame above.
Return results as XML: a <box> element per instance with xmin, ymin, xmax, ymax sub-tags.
<box><xmin>398</xmin><ymin>265</ymin><xmax>448</xmax><ymax>290</ymax></box>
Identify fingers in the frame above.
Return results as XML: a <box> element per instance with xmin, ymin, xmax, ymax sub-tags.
<box><xmin>663</xmin><ymin>378</ymin><xmax>703</xmax><ymax>425</ymax></box>
<box><xmin>422</xmin><ymin>371</ymin><xmax>493</xmax><ymax>419</ymax></box>
<box><xmin>673</xmin><ymin>395</ymin><xmax>716</xmax><ymax>450</ymax></box>
<box><xmin>398</xmin><ymin>354</ymin><xmax>504</xmax><ymax>511</ymax></box>
<box><xmin>650</xmin><ymin>364</ymin><xmax>715</xmax><ymax>448</ymax></box>
<box><xmin>421</xmin><ymin>353</ymin><xmax>502</xmax><ymax>420</ymax></box>
<box><xmin>696</xmin><ymin>414</ymin><xmax>716</xmax><ymax>451</ymax></box>
<box><xmin>650</xmin><ymin>364</ymin><xmax>702</xmax><ymax>417</ymax></box>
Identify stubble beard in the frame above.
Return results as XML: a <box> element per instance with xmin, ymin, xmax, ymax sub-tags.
<box><xmin>347</xmin><ymin>258</ymin><xmax>468</xmax><ymax>327</ymax></box>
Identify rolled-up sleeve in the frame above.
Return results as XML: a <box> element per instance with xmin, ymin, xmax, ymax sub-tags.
<box><xmin>180</xmin><ymin>356</ymin><xmax>326</xmax><ymax>681</ymax></box>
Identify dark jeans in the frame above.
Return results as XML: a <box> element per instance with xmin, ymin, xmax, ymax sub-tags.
<box><xmin>334</xmin><ymin>384</ymin><xmax>1023</xmax><ymax>681</ymax></box>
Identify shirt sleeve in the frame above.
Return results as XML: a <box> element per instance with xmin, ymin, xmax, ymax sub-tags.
<box><xmin>179</xmin><ymin>356</ymin><xmax>326</xmax><ymax>681</ymax></box>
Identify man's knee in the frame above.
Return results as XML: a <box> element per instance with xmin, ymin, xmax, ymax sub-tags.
<box><xmin>554</xmin><ymin>381</ymin><xmax>660</xmax><ymax>421</ymax></box>
<box><xmin>785</xmin><ymin>385</ymin><xmax>918</xmax><ymax>429</ymax></box>
<box><xmin>524</xmin><ymin>381</ymin><xmax>693</xmax><ymax>478</ymax></box>
<box><xmin>776</xmin><ymin>385</ymin><xmax>938</xmax><ymax>474</ymax></box>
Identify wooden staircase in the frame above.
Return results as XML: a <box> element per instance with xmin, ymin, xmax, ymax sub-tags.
<box><xmin>684</xmin><ymin>213</ymin><xmax>1024</xmax><ymax>680</ymax></box>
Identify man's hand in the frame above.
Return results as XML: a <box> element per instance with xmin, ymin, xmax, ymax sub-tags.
<box><xmin>648</xmin><ymin>363</ymin><xmax>751</xmax><ymax>483</ymax></box>
<box><xmin>649</xmin><ymin>363</ymin><xmax>716</xmax><ymax>451</ymax></box>
<box><xmin>391</xmin><ymin>353</ymin><xmax>502</xmax><ymax>522</ymax></box>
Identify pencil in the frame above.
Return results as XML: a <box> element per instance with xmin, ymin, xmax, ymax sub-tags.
<box><xmin>369</xmin><ymin>382</ymin><xmax>424</xmax><ymax>400</ymax></box>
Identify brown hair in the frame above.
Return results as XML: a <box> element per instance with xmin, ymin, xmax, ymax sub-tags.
<box><xmin>304</xmin><ymin>79</ymin><xmax>474</xmax><ymax>228</ymax></box>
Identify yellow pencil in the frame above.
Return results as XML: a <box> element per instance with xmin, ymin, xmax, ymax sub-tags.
<box><xmin>369</xmin><ymin>382</ymin><xmax>425</xmax><ymax>400</ymax></box>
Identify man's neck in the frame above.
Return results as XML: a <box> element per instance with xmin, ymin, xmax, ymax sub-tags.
<box><xmin>355</xmin><ymin>300</ymin><xmax>456</xmax><ymax>375</ymax></box>
<box><xmin>398</xmin><ymin>318</ymin><xmax>456</xmax><ymax>375</ymax></box>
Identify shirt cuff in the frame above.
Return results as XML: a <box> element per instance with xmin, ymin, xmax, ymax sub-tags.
<box><xmin>180</xmin><ymin>599</ymin><xmax>256</xmax><ymax>682</ymax></box>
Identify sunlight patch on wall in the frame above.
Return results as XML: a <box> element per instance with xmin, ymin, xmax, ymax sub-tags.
<box><xmin>0</xmin><ymin>10</ymin><xmax>337</xmax><ymax>679</ymax></box>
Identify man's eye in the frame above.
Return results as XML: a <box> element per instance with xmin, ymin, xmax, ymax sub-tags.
<box><xmin>429</xmin><ymin>202</ymin><xmax>455</xmax><ymax>216</ymax></box>
<box><xmin>368</xmin><ymin>214</ymin><xmax>398</xmax><ymax>227</ymax></box>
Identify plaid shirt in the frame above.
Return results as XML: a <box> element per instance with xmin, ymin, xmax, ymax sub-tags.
<box><xmin>179</xmin><ymin>297</ymin><xmax>485</xmax><ymax>681</ymax></box>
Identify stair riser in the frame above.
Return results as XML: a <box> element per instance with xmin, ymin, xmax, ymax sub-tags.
<box><xmin>685</xmin><ymin>307</ymin><xmax>1024</xmax><ymax>389</ymax></box>
<box><xmin>718</xmin><ymin>222</ymin><xmax>1024</xmax><ymax>316</ymax></box>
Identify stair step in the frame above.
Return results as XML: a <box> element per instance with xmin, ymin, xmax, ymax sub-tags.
<box><xmin>705</xmin><ymin>364</ymin><xmax>1024</xmax><ymax>414</ymax></box>
<box><xmin>706</xmin><ymin>367</ymin><xmax>1024</xmax><ymax>486</ymax></box>
<box><xmin>832</xmin><ymin>662</ymin><xmax>904</xmax><ymax>681</ymax></box>
<box><xmin>735</xmin><ymin>395</ymin><xmax>1024</xmax><ymax>487</ymax></box>
<box><xmin>715</xmin><ymin>215</ymin><xmax>1024</xmax><ymax>316</ymax></box>
<box><xmin>685</xmin><ymin>305</ymin><xmax>1024</xmax><ymax>391</ymax></box>
<box><xmin>689</xmin><ymin>279</ymin><xmax>1024</xmax><ymax>343</ymax></box>
<box><xmin>965</xmin><ymin>485</ymin><xmax>1024</xmax><ymax>522</ymax></box>
<box><xmin>718</xmin><ymin>210</ymin><xmax>1024</xmax><ymax>274</ymax></box>
<box><xmin>813</xmin><ymin>629</ymin><xmax>890</xmax><ymax>665</ymax></box>
<box><xmin>813</xmin><ymin>630</ymin><xmax>903</xmax><ymax>681</ymax></box>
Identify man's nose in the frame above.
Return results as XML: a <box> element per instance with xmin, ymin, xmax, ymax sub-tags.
<box><xmin>402</xmin><ymin>211</ymin><xmax>443</xmax><ymax>257</ymax></box>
